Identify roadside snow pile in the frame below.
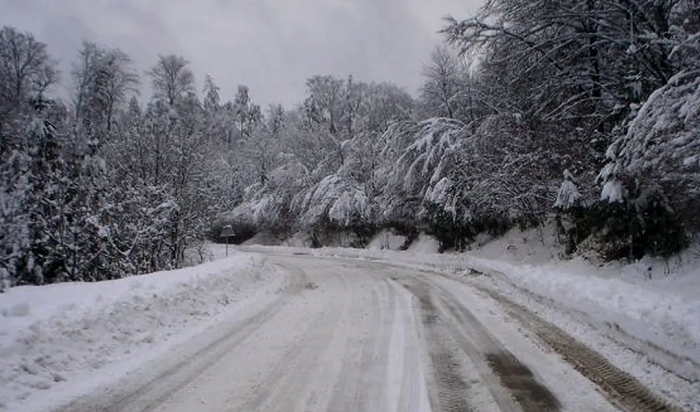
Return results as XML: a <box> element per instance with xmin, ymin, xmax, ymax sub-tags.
<box><xmin>466</xmin><ymin>256</ymin><xmax>700</xmax><ymax>363</ymax></box>
<box><xmin>367</xmin><ymin>230</ymin><xmax>407</xmax><ymax>251</ymax></box>
<box><xmin>0</xmin><ymin>253</ymin><xmax>279</xmax><ymax>411</ymax></box>
<box><xmin>407</xmin><ymin>234</ymin><xmax>440</xmax><ymax>254</ymax></box>
<box><xmin>466</xmin><ymin>227</ymin><xmax>700</xmax><ymax>364</ymax></box>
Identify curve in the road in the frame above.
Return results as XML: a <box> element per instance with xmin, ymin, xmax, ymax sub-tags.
<box><xmin>53</xmin><ymin>253</ymin><xmax>690</xmax><ymax>412</ymax></box>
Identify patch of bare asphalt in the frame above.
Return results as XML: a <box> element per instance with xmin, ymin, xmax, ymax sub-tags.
<box><xmin>485</xmin><ymin>352</ymin><xmax>560</xmax><ymax>412</ymax></box>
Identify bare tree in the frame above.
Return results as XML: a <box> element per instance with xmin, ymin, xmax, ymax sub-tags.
<box><xmin>420</xmin><ymin>46</ymin><xmax>464</xmax><ymax>119</ymax></box>
<box><xmin>202</xmin><ymin>75</ymin><xmax>220</xmax><ymax>112</ymax></box>
<box><xmin>303</xmin><ymin>75</ymin><xmax>344</xmax><ymax>136</ymax></box>
<box><xmin>148</xmin><ymin>55</ymin><xmax>194</xmax><ymax>105</ymax></box>
<box><xmin>0</xmin><ymin>26</ymin><xmax>58</xmax><ymax>141</ymax></box>
<box><xmin>73</xmin><ymin>42</ymin><xmax>139</xmax><ymax>134</ymax></box>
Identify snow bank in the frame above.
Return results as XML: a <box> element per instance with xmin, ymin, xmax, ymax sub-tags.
<box><xmin>407</xmin><ymin>233</ymin><xmax>440</xmax><ymax>254</ymax></box>
<box><xmin>469</xmin><ymin>225</ymin><xmax>563</xmax><ymax>264</ymax></box>
<box><xmin>0</xmin><ymin>252</ymin><xmax>281</xmax><ymax>411</ymax></box>
<box><xmin>466</xmin><ymin>256</ymin><xmax>700</xmax><ymax>363</ymax></box>
<box><xmin>281</xmin><ymin>233</ymin><xmax>313</xmax><ymax>248</ymax></box>
<box><xmin>466</xmin><ymin>227</ymin><xmax>700</xmax><ymax>362</ymax></box>
<box><xmin>367</xmin><ymin>230</ymin><xmax>407</xmax><ymax>251</ymax></box>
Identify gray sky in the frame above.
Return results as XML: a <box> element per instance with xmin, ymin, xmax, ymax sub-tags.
<box><xmin>0</xmin><ymin>0</ymin><xmax>482</xmax><ymax>108</ymax></box>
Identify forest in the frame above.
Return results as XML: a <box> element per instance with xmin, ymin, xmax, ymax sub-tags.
<box><xmin>1</xmin><ymin>0</ymin><xmax>699</xmax><ymax>287</ymax></box>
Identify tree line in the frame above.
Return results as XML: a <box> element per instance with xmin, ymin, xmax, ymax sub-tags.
<box><xmin>227</xmin><ymin>0</ymin><xmax>700</xmax><ymax>260</ymax></box>
<box><xmin>0</xmin><ymin>29</ymin><xmax>252</xmax><ymax>288</ymax></box>
<box><xmin>1</xmin><ymin>0</ymin><xmax>699</xmax><ymax>287</ymax></box>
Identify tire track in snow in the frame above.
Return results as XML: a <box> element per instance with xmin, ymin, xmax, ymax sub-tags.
<box><xmin>472</xmin><ymin>265</ymin><xmax>700</xmax><ymax>385</ymax></box>
<box><xmin>233</xmin><ymin>274</ymin><xmax>347</xmax><ymax>411</ymax></box>
<box><xmin>56</xmin><ymin>263</ymin><xmax>308</xmax><ymax>412</ymax></box>
<box><xmin>403</xmin><ymin>281</ymin><xmax>499</xmax><ymax>412</ymax></box>
<box><xmin>326</xmin><ymin>275</ymin><xmax>398</xmax><ymax>412</ymax></box>
<box><xmin>404</xmin><ymin>276</ymin><xmax>560</xmax><ymax>412</ymax></box>
<box><xmin>356</xmin><ymin>278</ymin><xmax>398</xmax><ymax>410</ymax></box>
<box><xmin>387</xmin><ymin>279</ymin><xmax>433</xmax><ymax>412</ymax></box>
<box><xmin>360</xmin><ymin>257</ymin><xmax>692</xmax><ymax>412</ymax></box>
<box><xmin>430</xmin><ymin>281</ymin><xmax>560</xmax><ymax>412</ymax></box>
<box><xmin>409</xmin><ymin>283</ymin><xmax>473</xmax><ymax>412</ymax></box>
<box><xmin>472</xmin><ymin>283</ymin><xmax>686</xmax><ymax>412</ymax></box>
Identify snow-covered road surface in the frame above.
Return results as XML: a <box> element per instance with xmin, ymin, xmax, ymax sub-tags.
<box><xmin>51</xmin><ymin>252</ymin><xmax>688</xmax><ymax>412</ymax></box>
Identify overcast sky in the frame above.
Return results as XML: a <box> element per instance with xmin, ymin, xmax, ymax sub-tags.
<box><xmin>0</xmin><ymin>0</ymin><xmax>482</xmax><ymax>108</ymax></box>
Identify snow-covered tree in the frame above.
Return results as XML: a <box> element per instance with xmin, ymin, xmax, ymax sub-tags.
<box><xmin>420</xmin><ymin>46</ymin><xmax>468</xmax><ymax>121</ymax></box>
<box><xmin>361</xmin><ymin>82</ymin><xmax>415</xmax><ymax>133</ymax></box>
<box><xmin>303</xmin><ymin>75</ymin><xmax>345</xmax><ymax>136</ymax></box>
<box><xmin>73</xmin><ymin>42</ymin><xmax>139</xmax><ymax>135</ymax></box>
<box><xmin>0</xmin><ymin>26</ymin><xmax>58</xmax><ymax>149</ymax></box>
<box><xmin>148</xmin><ymin>55</ymin><xmax>194</xmax><ymax>105</ymax></box>
<box><xmin>554</xmin><ymin>170</ymin><xmax>581</xmax><ymax>211</ymax></box>
<box><xmin>3</xmin><ymin>11</ymin><xmax>699</xmax><ymax>285</ymax></box>
<box><xmin>202</xmin><ymin>75</ymin><xmax>220</xmax><ymax>112</ymax></box>
<box><xmin>229</xmin><ymin>154</ymin><xmax>309</xmax><ymax>235</ymax></box>
<box><xmin>594</xmin><ymin>70</ymin><xmax>699</xmax><ymax>258</ymax></box>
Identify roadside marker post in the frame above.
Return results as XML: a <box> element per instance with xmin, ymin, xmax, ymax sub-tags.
<box><xmin>221</xmin><ymin>225</ymin><xmax>235</xmax><ymax>257</ymax></box>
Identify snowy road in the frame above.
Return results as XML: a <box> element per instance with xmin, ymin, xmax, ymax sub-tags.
<box><xmin>55</xmin><ymin>253</ymin><xmax>684</xmax><ymax>412</ymax></box>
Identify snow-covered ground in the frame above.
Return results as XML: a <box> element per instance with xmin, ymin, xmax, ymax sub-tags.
<box><xmin>289</xmin><ymin>241</ymin><xmax>700</xmax><ymax>356</ymax></box>
<box><xmin>247</xmin><ymin>227</ymin><xmax>700</xmax><ymax>366</ymax></box>
<box><xmin>0</xmin><ymin>252</ymin><xmax>286</xmax><ymax>412</ymax></box>
<box><xmin>366</xmin><ymin>229</ymin><xmax>408</xmax><ymax>251</ymax></box>
<box><xmin>5</xmin><ymin>251</ymin><xmax>652</xmax><ymax>412</ymax></box>
<box><xmin>467</xmin><ymin>227</ymin><xmax>700</xmax><ymax>365</ymax></box>
<box><xmin>240</xmin><ymin>227</ymin><xmax>700</xmax><ymax>409</ymax></box>
<box><xmin>2</xmin><ymin>233</ymin><xmax>698</xmax><ymax>412</ymax></box>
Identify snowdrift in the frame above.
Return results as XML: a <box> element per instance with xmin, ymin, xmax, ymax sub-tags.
<box><xmin>0</xmin><ymin>253</ymin><xmax>282</xmax><ymax>411</ymax></box>
<box><xmin>465</xmin><ymin>227</ymin><xmax>700</xmax><ymax>363</ymax></box>
<box><xmin>467</xmin><ymin>257</ymin><xmax>700</xmax><ymax>362</ymax></box>
<box><xmin>367</xmin><ymin>230</ymin><xmax>408</xmax><ymax>251</ymax></box>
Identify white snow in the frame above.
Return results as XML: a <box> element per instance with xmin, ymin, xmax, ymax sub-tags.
<box><xmin>554</xmin><ymin>170</ymin><xmax>581</xmax><ymax>209</ymax></box>
<box><xmin>3</xmin><ymin>234</ymin><xmax>699</xmax><ymax>411</ymax></box>
<box><xmin>466</xmin><ymin>256</ymin><xmax>700</xmax><ymax>360</ymax></box>
<box><xmin>367</xmin><ymin>230</ymin><xmax>407</xmax><ymax>251</ymax></box>
<box><xmin>407</xmin><ymin>233</ymin><xmax>440</xmax><ymax>254</ymax></box>
<box><xmin>464</xmin><ymin>227</ymin><xmax>700</xmax><ymax>364</ymax></box>
<box><xmin>601</xmin><ymin>179</ymin><xmax>626</xmax><ymax>202</ymax></box>
<box><xmin>0</xmin><ymin>252</ymin><xmax>285</xmax><ymax>412</ymax></box>
<box><xmin>245</xmin><ymin>227</ymin><xmax>700</xmax><ymax>371</ymax></box>
<box><xmin>241</xmin><ymin>239</ymin><xmax>699</xmax><ymax>409</ymax></box>
<box><xmin>427</xmin><ymin>275</ymin><xmax>621</xmax><ymax>412</ymax></box>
